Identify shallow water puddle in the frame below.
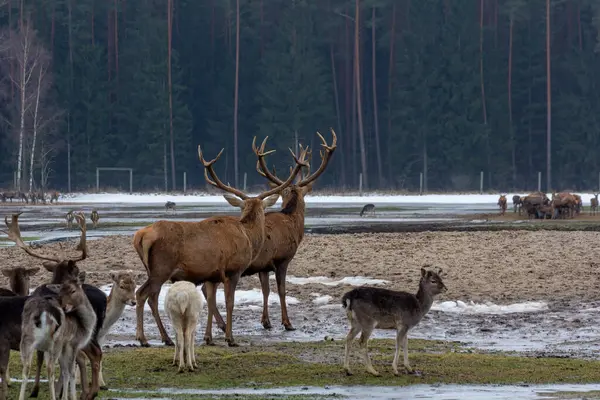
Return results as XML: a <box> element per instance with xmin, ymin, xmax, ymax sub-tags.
<box><xmin>109</xmin><ymin>383</ymin><xmax>600</xmax><ymax>400</ymax></box>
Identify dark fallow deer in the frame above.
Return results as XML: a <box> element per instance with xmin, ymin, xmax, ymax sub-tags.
<box><xmin>199</xmin><ymin>129</ymin><xmax>337</xmax><ymax>332</ymax></box>
<box><xmin>591</xmin><ymin>193</ymin><xmax>598</xmax><ymax>216</ymax></box>
<box><xmin>0</xmin><ymin>267</ymin><xmax>39</xmax><ymax>296</ymax></box>
<box><xmin>90</xmin><ymin>210</ymin><xmax>99</xmax><ymax>229</ymax></box>
<box><xmin>133</xmin><ymin>139</ymin><xmax>308</xmax><ymax>347</ymax></box>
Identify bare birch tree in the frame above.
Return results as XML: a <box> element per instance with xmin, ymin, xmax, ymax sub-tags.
<box><xmin>1</xmin><ymin>20</ymin><xmax>46</xmax><ymax>192</ymax></box>
<box><xmin>28</xmin><ymin>48</ymin><xmax>51</xmax><ymax>192</ymax></box>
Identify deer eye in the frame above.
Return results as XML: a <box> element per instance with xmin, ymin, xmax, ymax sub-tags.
<box><xmin>431</xmin><ymin>280</ymin><xmax>437</xmax><ymax>284</ymax></box>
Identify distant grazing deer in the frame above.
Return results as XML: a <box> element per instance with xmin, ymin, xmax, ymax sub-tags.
<box><xmin>591</xmin><ymin>194</ymin><xmax>599</xmax><ymax>216</ymax></box>
<box><xmin>200</xmin><ymin>129</ymin><xmax>337</xmax><ymax>332</ymax></box>
<box><xmin>66</xmin><ymin>210</ymin><xmax>75</xmax><ymax>229</ymax></box>
<box><xmin>50</xmin><ymin>191</ymin><xmax>59</xmax><ymax>204</ymax></box>
<box><xmin>360</xmin><ymin>203</ymin><xmax>375</xmax><ymax>217</ymax></box>
<box><xmin>497</xmin><ymin>194</ymin><xmax>507</xmax><ymax>215</ymax></box>
<box><xmin>91</xmin><ymin>209</ymin><xmax>99</xmax><ymax>228</ymax></box>
<box><xmin>342</xmin><ymin>267</ymin><xmax>447</xmax><ymax>377</ymax></box>
<box><xmin>132</xmin><ymin>139</ymin><xmax>307</xmax><ymax>347</ymax></box>
<box><xmin>164</xmin><ymin>281</ymin><xmax>203</xmax><ymax>372</ymax></box>
<box><xmin>512</xmin><ymin>195</ymin><xmax>521</xmax><ymax>214</ymax></box>
<box><xmin>165</xmin><ymin>201</ymin><xmax>176</xmax><ymax>212</ymax></box>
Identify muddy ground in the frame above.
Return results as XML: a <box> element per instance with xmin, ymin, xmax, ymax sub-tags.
<box><xmin>2</xmin><ymin>230</ymin><xmax>600</xmax><ymax>304</ymax></box>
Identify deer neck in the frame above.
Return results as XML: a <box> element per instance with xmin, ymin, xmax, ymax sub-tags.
<box><xmin>415</xmin><ymin>285</ymin><xmax>435</xmax><ymax>316</ymax></box>
<box><xmin>102</xmin><ymin>287</ymin><xmax>126</xmax><ymax>337</ymax></box>
<box><xmin>281</xmin><ymin>191</ymin><xmax>306</xmax><ymax>238</ymax></box>
<box><xmin>240</xmin><ymin>210</ymin><xmax>267</xmax><ymax>257</ymax></box>
<box><xmin>70</xmin><ymin>296</ymin><xmax>97</xmax><ymax>338</ymax></box>
<box><xmin>10</xmin><ymin>277</ymin><xmax>28</xmax><ymax>296</ymax></box>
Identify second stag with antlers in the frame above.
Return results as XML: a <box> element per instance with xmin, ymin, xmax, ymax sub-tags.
<box><xmin>200</xmin><ymin>129</ymin><xmax>337</xmax><ymax>332</ymax></box>
<box><xmin>132</xmin><ymin>139</ymin><xmax>308</xmax><ymax>347</ymax></box>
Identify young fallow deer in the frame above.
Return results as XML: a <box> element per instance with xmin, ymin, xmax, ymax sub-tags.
<box><xmin>200</xmin><ymin>129</ymin><xmax>337</xmax><ymax>332</ymax></box>
<box><xmin>591</xmin><ymin>193</ymin><xmax>598</xmax><ymax>216</ymax></box>
<box><xmin>133</xmin><ymin>139</ymin><xmax>308</xmax><ymax>347</ymax></box>
<box><xmin>65</xmin><ymin>211</ymin><xmax>74</xmax><ymax>229</ymax></box>
<box><xmin>342</xmin><ymin>267</ymin><xmax>447</xmax><ymax>377</ymax></box>
<box><xmin>497</xmin><ymin>194</ymin><xmax>507</xmax><ymax>216</ymax></box>
<box><xmin>0</xmin><ymin>266</ymin><xmax>39</xmax><ymax>296</ymax></box>
<box><xmin>164</xmin><ymin>281</ymin><xmax>203</xmax><ymax>372</ymax></box>
<box><xmin>90</xmin><ymin>210</ymin><xmax>99</xmax><ymax>229</ymax></box>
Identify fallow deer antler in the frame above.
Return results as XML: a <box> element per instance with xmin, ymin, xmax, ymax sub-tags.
<box><xmin>293</xmin><ymin>128</ymin><xmax>337</xmax><ymax>187</ymax></box>
<box><xmin>2</xmin><ymin>213</ymin><xmax>61</xmax><ymax>262</ymax></box>
<box><xmin>198</xmin><ymin>146</ymin><xmax>250</xmax><ymax>200</ymax></box>
<box><xmin>72</xmin><ymin>212</ymin><xmax>88</xmax><ymax>261</ymax></box>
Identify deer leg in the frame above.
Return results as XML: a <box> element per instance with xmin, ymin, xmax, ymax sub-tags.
<box><xmin>0</xmin><ymin>349</ymin><xmax>9</xmax><ymax>400</ymax></box>
<box><xmin>401</xmin><ymin>332</ymin><xmax>415</xmax><ymax>374</ymax></box>
<box><xmin>29</xmin><ymin>350</ymin><xmax>44</xmax><ymax>398</ymax></box>
<box><xmin>189</xmin><ymin>317</ymin><xmax>198</xmax><ymax>369</ymax></box>
<box><xmin>48</xmin><ymin>352</ymin><xmax>58</xmax><ymax>400</ymax></box>
<box><xmin>201</xmin><ymin>283</ymin><xmax>226</xmax><ymax>332</ymax></box>
<box><xmin>358</xmin><ymin>327</ymin><xmax>378</xmax><ymax>376</ymax></box>
<box><xmin>203</xmin><ymin>282</ymin><xmax>218</xmax><ymax>346</ymax></box>
<box><xmin>275</xmin><ymin>260</ymin><xmax>295</xmax><ymax>331</ymax></box>
<box><xmin>183</xmin><ymin>321</ymin><xmax>195</xmax><ymax>371</ymax></box>
<box><xmin>147</xmin><ymin>281</ymin><xmax>174</xmax><ymax>346</ymax></box>
<box><xmin>75</xmin><ymin>351</ymin><xmax>88</xmax><ymax>399</ymax></box>
<box><xmin>135</xmin><ymin>280</ymin><xmax>151</xmax><ymax>347</ymax></box>
<box><xmin>176</xmin><ymin>322</ymin><xmax>185</xmax><ymax>373</ymax></box>
<box><xmin>80</xmin><ymin>342</ymin><xmax>102</xmax><ymax>400</ymax></box>
<box><xmin>258</xmin><ymin>271</ymin><xmax>272</xmax><ymax>329</ymax></box>
<box><xmin>18</xmin><ymin>347</ymin><xmax>33</xmax><ymax>400</ymax></box>
<box><xmin>392</xmin><ymin>325</ymin><xmax>409</xmax><ymax>376</ymax></box>
<box><xmin>343</xmin><ymin>324</ymin><xmax>360</xmax><ymax>376</ymax></box>
<box><xmin>224</xmin><ymin>274</ymin><xmax>241</xmax><ymax>347</ymax></box>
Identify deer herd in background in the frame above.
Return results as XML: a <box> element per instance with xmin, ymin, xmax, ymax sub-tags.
<box><xmin>497</xmin><ymin>191</ymin><xmax>597</xmax><ymax>219</ymax></box>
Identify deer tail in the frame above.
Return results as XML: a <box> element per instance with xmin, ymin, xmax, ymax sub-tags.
<box><xmin>132</xmin><ymin>227</ymin><xmax>158</xmax><ymax>272</ymax></box>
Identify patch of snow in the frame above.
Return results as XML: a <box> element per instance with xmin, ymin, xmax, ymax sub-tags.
<box><xmin>312</xmin><ymin>295</ymin><xmax>332</xmax><ymax>305</ymax></box>
<box><xmin>99</xmin><ymin>284</ymin><xmax>299</xmax><ymax>312</ymax></box>
<box><xmin>63</xmin><ymin>191</ymin><xmax>600</xmax><ymax>206</ymax></box>
<box><xmin>283</xmin><ymin>275</ymin><xmax>389</xmax><ymax>286</ymax></box>
<box><xmin>432</xmin><ymin>300</ymin><xmax>548</xmax><ymax>315</ymax></box>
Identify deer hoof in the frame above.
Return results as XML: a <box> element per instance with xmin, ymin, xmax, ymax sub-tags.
<box><xmin>262</xmin><ymin>320</ymin><xmax>272</xmax><ymax>330</ymax></box>
<box><xmin>164</xmin><ymin>338</ymin><xmax>175</xmax><ymax>347</ymax></box>
<box><xmin>204</xmin><ymin>337</ymin><xmax>215</xmax><ymax>346</ymax></box>
<box><xmin>345</xmin><ymin>368</ymin><xmax>353</xmax><ymax>376</ymax></box>
<box><xmin>283</xmin><ymin>324</ymin><xmax>296</xmax><ymax>331</ymax></box>
<box><xmin>99</xmin><ymin>385</ymin><xmax>108</xmax><ymax>391</ymax></box>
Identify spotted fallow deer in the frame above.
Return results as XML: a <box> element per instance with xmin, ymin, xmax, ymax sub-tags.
<box><xmin>198</xmin><ymin>129</ymin><xmax>337</xmax><ymax>332</ymax></box>
<box><xmin>132</xmin><ymin>139</ymin><xmax>308</xmax><ymax>347</ymax></box>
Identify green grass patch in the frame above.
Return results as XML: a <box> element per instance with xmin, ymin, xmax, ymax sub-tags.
<box><xmin>0</xmin><ymin>236</ymin><xmax>40</xmax><ymax>242</ymax></box>
<box><xmin>6</xmin><ymin>339</ymin><xmax>600</xmax><ymax>399</ymax></box>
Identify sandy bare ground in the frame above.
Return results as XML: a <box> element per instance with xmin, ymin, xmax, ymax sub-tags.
<box><xmin>2</xmin><ymin>231</ymin><xmax>600</xmax><ymax>304</ymax></box>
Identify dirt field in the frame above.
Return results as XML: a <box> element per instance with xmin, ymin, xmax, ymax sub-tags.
<box><xmin>2</xmin><ymin>230</ymin><xmax>600</xmax><ymax>304</ymax></box>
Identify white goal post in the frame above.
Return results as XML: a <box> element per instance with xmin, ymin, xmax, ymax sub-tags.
<box><xmin>96</xmin><ymin>167</ymin><xmax>133</xmax><ymax>194</ymax></box>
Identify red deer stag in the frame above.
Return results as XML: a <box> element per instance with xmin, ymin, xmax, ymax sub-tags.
<box><xmin>200</xmin><ymin>129</ymin><xmax>337</xmax><ymax>332</ymax></box>
<box><xmin>133</xmin><ymin>140</ymin><xmax>308</xmax><ymax>347</ymax></box>
<box><xmin>497</xmin><ymin>194</ymin><xmax>507</xmax><ymax>215</ymax></box>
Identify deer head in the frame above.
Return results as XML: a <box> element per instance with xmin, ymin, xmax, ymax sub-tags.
<box><xmin>254</xmin><ymin>128</ymin><xmax>337</xmax><ymax>207</ymax></box>
<box><xmin>198</xmin><ymin>139</ymin><xmax>308</xmax><ymax>222</ymax></box>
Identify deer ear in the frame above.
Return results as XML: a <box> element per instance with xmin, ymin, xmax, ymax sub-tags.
<box><xmin>262</xmin><ymin>194</ymin><xmax>280</xmax><ymax>209</ymax></box>
<box><xmin>43</xmin><ymin>261</ymin><xmax>57</xmax><ymax>272</ymax></box>
<box><xmin>45</xmin><ymin>284</ymin><xmax>61</xmax><ymax>294</ymax></box>
<box><xmin>110</xmin><ymin>272</ymin><xmax>119</xmax><ymax>282</ymax></box>
<box><xmin>26</xmin><ymin>267</ymin><xmax>40</xmax><ymax>276</ymax></box>
<box><xmin>301</xmin><ymin>184</ymin><xmax>313</xmax><ymax>196</ymax></box>
<box><xmin>222</xmin><ymin>194</ymin><xmax>245</xmax><ymax>209</ymax></box>
<box><xmin>421</xmin><ymin>267</ymin><xmax>427</xmax><ymax>277</ymax></box>
<box><xmin>1</xmin><ymin>268</ymin><xmax>12</xmax><ymax>277</ymax></box>
<box><xmin>77</xmin><ymin>271</ymin><xmax>86</xmax><ymax>285</ymax></box>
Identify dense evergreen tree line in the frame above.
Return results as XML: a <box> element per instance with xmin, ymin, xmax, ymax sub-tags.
<box><xmin>0</xmin><ymin>0</ymin><xmax>599</xmax><ymax>193</ymax></box>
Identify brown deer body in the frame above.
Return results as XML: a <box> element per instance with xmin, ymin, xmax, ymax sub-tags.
<box><xmin>202</xmin><ymin>130</ymin><xmax>337</xmax><ymax>332</ymax></box>
<box><xmin>133</xmin><ymin>140</ymin><xmax>307</xmax><ymax>347</ymax></box>
<box><xmin>591</xmin><ymin>194</ymin><xmax>599</xmax><ymax>216</ymax></box>
<box><xmin>65</xmin><ymin>211</ymin><xmax>74</xmax><ymax>229</ymax></box>
<box><xmin>497</xmin><ymin>194</ymin><xmax>507</xmax><ymax>215</ymax></box>
<box><xmin>90</xmin><ymin>210</ymin><xmax>99</xmax><ymax>229</ymax></box>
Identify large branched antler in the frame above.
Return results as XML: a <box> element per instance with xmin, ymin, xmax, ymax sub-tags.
<box><xmin>297</xmin><ymin>128</ymin><xmax>337</xmax><ymax>187</ymax></box>
<box><xmin>198</xmin><ymin>146</ymin><xmax>250</xmax><ymax>200</ymax></box>
<box><xmin>253</xmin><ymin>136</ymin><xmax>283</xmax><ymax>186</ymax></box>
<box><xmin>73</xmin><ymin>212</ymin><xmax>88</xmax><ymax>261</ymax></box>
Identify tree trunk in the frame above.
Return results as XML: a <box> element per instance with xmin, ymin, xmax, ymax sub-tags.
<box><xmin>16</xmin><ymin>33</ymin><xmax>26</xmax><ymax>192</ymax></box>
<box><xmin>508</xmin><ymin>16</ymin><xmax>516</xmax><ymax>188</ymax></box>
<box><xmin>386</xmin><ymin>2</ymin><xmax>396</xmax><ymax>185</ymax></box>
<box><xmin>233</xmin><ymin>0</ymin><xmax>240</xmax><ymax>188</ymax></box>
<box><xmin>479</xmin><ymin>0</ymin><xmax>490</xmax><ymax>186</ymax></box>
<box><xmin>355</xmin><ymin>0</ymin><xmax>368</xmax><ymax>189</ymax></box>
<box><xmin>68</xmin><ymin>0</ymin><xmax>73</xmax><ymax>192</ymax></box>
<box><xmin>371</xmin><ymin>7</ymin><xmax>382</xmax><ymax>188</ymax></box>
<box><xmin>546</xmin><ymin>0</ymin><xmax>552</xmax><ymax>191</ymax></box>
<box><xmin>29</xmin><ymin>64</ymin><xmax>44</xmax><ymax>192</ymax></box>
<box><xmin>167</xmin><ymin>0</ymin><xmax>176</xmax><ymax>190</ymax></box>
<box><xmin>330</xmin><ymin>41</ymin><xmax>345</xmax><ymax>188</ymax></box>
